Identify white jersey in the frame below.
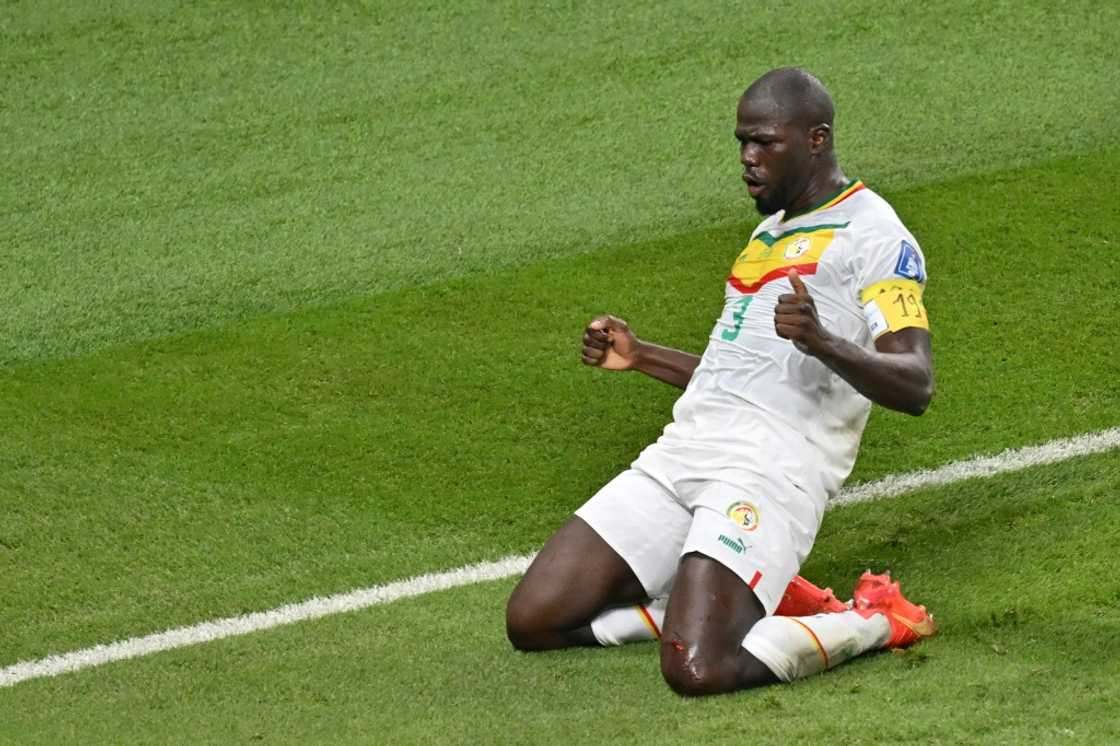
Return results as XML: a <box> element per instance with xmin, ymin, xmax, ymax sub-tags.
<box><xmin>633</xmin><ymin>180</ymin><xmax>929</xmax><ymax>520</ymax></box>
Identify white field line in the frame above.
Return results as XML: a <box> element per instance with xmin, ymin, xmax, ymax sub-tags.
<box><xmin>3</xmin><ymin>427</ymin><xmax>1118</xmax><ymax>689</ymax></box>
<box><xmin>832</xmin><ymin>426</ymin><xmax>1120</xmax><ymax>507</ymax></box>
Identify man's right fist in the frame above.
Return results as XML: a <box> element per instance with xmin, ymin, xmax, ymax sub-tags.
<box><xmin>581</xmin><ymin>315</ymin><xmax>640</xmax><ymax>371</ymax></box>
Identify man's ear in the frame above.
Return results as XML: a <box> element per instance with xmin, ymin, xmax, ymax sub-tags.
<box><xmin>808</xmin><ymin>123</ymin><xmax>831</xmax><ymax>154</ymax></box>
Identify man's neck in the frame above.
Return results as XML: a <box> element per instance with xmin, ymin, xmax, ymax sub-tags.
<box><xmin>784</xmin><ymin>165</ymin><xmax>848</xmax><ymax>220</ymax></box>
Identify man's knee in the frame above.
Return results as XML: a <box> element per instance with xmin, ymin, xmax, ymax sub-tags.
<box><xmin>505</xmin><ymin>590</ymin><xmax>549</xmax><ymax>651</ymax></box>
<box><xmin>659</xmin><ymin>638</ymin><xmax>771</xmax><ymax>696</ymax></box>
<box><xmin>660</xmin><ymin>642</ymin><xmax>728</xmax><ymax>697</ymax></box>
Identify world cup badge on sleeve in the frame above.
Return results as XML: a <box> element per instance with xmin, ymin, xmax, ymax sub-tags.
<box><xmin>894</xmin><ymin>240</ymin><xmax>926</xmax><ymax>282</ymax></box>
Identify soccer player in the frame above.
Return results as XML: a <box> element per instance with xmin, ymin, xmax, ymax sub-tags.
<box><xmin>506</xmin><ymin>68</ymin><xmax>936</xmax><ymax>695</ymax></box>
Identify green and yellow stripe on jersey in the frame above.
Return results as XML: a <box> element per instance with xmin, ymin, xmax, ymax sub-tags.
<box><xmin>727</xmin><ymin>222</ymin><xmax>848</xmax><ymax>294</ymax></box>
<box><xmin>780</xmin><ymin>179</ymin><xmax>866</xmax><ymax>222</ymax></box>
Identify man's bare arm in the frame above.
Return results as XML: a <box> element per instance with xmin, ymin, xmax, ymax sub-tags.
<box><xmin>774</xmin><ymin>270</ymin><xmax>934</xmax><ymax>416</ymax></box>
<box><xmin>630</xmin><ymin>341</ymin><xmax>701</xmax><ymax>390</ymax></box>
<box><xmin>810</xmin><ymin>329</ymin><xmax>933</xmax><ymax>415</ymax></box>
<box><xmin>581</xmin><ymin>315</ymin><xmax>699</xmax><ymax>390</ymax></box>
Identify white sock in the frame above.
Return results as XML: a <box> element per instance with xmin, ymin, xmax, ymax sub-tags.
<box><xmin>742</xmin><ymin>611</ymin><xmax>890</xmax><ymax>682</ymax></box>
<box><xmin>590</xmin><ymin>598</ymin><xmax>667</xmax><ymax>646</ymax></box>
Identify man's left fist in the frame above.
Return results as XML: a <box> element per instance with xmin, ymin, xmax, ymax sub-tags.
<box><xmin>773</xmin><ymin>269</ymin><xmax>831</xmax><ymax>356</ymax></box>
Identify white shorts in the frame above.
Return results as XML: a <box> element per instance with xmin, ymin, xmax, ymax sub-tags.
<box><xmin>574</xmin><ymin>467</ymin><xmax>820</xmax><ymax>615</ymax></box>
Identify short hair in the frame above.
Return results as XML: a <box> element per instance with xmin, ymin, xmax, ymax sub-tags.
<box><xmin>742</xmin><ymin>68</ymin><xmax>834</xmax><ymax>129</ymax></box>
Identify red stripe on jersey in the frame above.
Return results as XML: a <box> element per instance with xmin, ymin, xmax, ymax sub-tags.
<box><xmin>727</xmin><ymin>262</ymin><xmax>818</xmax><ymax>294</ymax></box>
<box><xmin>748</xmin><ymin>570</ymin><xmax>762</xmax><ymax>589</ymax></box>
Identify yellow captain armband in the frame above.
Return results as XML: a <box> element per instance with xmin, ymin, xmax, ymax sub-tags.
<box><xmin>860</xmin><ymin>279</ymin><xmax>929</xmax><ymax>339</ymax></box>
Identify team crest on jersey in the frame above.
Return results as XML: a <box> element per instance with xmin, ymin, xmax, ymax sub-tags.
<box><xmin>728</xmin><ymin>223</ymin><xmax>846</xmax><ymax>294</ymax></box>
<box><xmin>894</xmin><ymin>240</ymin><xmax>926</xmax><ymax>282</ymax></box>
<box><xmin>783</xmin><ymin>236</ymin><xmax>813</xmax><ymax>260</ymax></box>
<box><xmin>726</xmin><ymin>501</ymin><xmax>760</xmax><ymax>532</ymax></box>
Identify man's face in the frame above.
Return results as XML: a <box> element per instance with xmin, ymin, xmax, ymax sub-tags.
<box><xmin>735</xmin><ymin>96</ymin><xmax>812</xmax><ymax>215</ymax></box>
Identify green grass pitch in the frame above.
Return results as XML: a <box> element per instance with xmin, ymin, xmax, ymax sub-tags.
<box><xmin>1</xmin><ymin>1</ymin><xmax>1119</xmax><ymax>743</ymax></box>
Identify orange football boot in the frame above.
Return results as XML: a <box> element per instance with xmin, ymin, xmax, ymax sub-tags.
<box><xmin>774</xmin><ymin>575</ymin><xmax>849</xmax><ymax>617</ymax></box>
<box><xmin>851</xmin><ymin>570</ymin><xmax>937</xmax><ymax>648</ymax></box>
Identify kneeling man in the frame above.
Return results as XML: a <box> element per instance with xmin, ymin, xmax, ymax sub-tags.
<box><xmin>507</xmin><ymin>67</ymin><xmax>937</xmax><ymax>696</ymax></box>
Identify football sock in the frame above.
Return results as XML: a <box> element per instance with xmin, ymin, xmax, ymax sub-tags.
<box><xmin>590</xmin><ymin>598</ymin><xmax>666</xmax><ymax>646</ymax></box>
<box><xmin>742</xmin><ymin>610</ymin><xmax>890</xmax><ymax>682</ymax></box>
<box><xmin>590</xmin><ymin>576</ymin><xmax>842</xmax><ymax>647</ymax></box>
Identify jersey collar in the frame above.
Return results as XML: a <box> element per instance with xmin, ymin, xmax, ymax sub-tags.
<box><xmin>781</xmin><ymin>179</ymin><xmax>865</xmax><ymax>222</ymax></box>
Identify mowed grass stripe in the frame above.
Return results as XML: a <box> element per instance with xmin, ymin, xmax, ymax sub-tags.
<box><xmin>3</xmin><ymin>453</ymin><xmax>1118</xmax><ymax>744</ymax></box>
<box><xmin>3</xmin><ymin>1</ymin><xmax>1119</xmax><ymax>365</ymax></box>
<box><xmin>2</xmin><ymin>151</ymin><xmax>1118</xmax><ymax>666</ymax></box>
<box><xmin>3</xmin><ymin>427</ymin><xmax>1117</xmax><ymax>689</ymax></box>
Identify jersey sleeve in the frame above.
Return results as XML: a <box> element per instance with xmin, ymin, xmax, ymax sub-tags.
<box><xmin>854</xmin><ymin>232</ymin><xmax>930</xmax><ymax>339</ymax></box>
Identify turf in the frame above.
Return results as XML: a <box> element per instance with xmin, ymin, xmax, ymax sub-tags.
<box><xmin>2</xmin><ymin>0</ymin><xmax>1118</xmax><ymax>365</ymax></box>
<box><xmin>2</xmin><ymin>1</ymin><xmax>1119</xmax><ymax>740</ymax></box>
<box><xmin>1</xmin><ymin>149</ymin><xmax>1117</xmax><ymax>667</ymax></box>
<box><xmin>3</xmin><ymin>453</ymin><xmax>1117</xmax><ymax>744</ymax></box>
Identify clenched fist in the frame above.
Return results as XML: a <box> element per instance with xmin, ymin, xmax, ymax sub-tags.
<box><xmin>581</xmin><ymin>315</ymin><xmax>640</xmax><ymax>370</ymax></box>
